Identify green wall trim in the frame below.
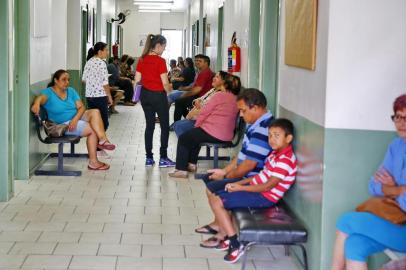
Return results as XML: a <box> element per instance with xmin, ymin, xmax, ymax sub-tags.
<box><xmin>248</xmin><ymin>0</ymin><xmax>260</xmax><ymax>89</ymax></box>
<box><xmin>261</xmin><ymin>0</ymin><xmax>279</xmax><ymax>115</ymax></box>
<box><xmin>29</xmin><ymin>79</ymin><xmax>51</xmax><ymax>173</ymax></box>
<box><xmin>67</xmin><ymin>69</ymin><xmax>84</xmax><ymax>100</ymax></box>
<box><xmin>0</xmin><ymin>0</ymin><xmax>12</xmax><ymax>201</ymax></box>
<box><xmin>321</xmin><ymin>128</ymin><xmax>396</xmax><ymax>269</ymax></box>
<box><xmin>279</xmin><ymin>105</ymin><xmax>396</xmax><ymax>269</ymax></box>
<box><xmin>14</xmin><ymin>0</ymin><xmax>30</xmax><ymax>180</ymax></box>
<box><xmin>279</xmin><ymin>105</ymin><xmax>325</xmax><ymax>270</ymax></box>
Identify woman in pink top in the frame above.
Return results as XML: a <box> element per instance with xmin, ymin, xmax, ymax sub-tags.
<box><xmin>168</xmin><ymin>74</ymin><xmax>241</xmax><ymax>178</ymax></box>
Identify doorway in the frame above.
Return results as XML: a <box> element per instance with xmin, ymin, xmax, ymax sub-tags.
<box><xmin>106</xmin><ymin>21</ymin><xmax>112</xmax><ymax>56</ymax></box>
<box><xmin>161</xmin><ymin>29</ymin><xmax>183</xmax><ymax>65</ymax></box>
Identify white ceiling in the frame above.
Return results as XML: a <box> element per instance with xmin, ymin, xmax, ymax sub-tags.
<box><xmin>119</xmin><ymin>0</ymin><xmax>190</xmax><ymax>12</ymax></box>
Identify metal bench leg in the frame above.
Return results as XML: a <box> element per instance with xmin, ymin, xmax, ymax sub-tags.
<box><xmin>213</xmin><ymin>146</ymin><xmax>219</xmax><ymax>168</ymax></box>
<box><xmin>206</xmin><ymin>146</ymin><xmax>211</xmax><ymax>158</ymax></box>
<box><xmin>57</xmin><ymin>143</ymin><xmax>64</xmax><ymax>173</ymax></box>
<box><xmin>285</xmin><ymin>245</ymin><xmax>290</xmax><ymax>256</ymax></box>
<box><xmin>296</xmin><ymin>244</ymin><xmax>309</xmax><ymax>270</ymax></box>
<box><xmin>241</xmin><ymin>242</ymin><xmax>255</xmax><ymax>270</ymax></box>
<box><xmin>71</xmin><ymin>143</ymin><xmax>75</xmax><ymax>154</ymax></box>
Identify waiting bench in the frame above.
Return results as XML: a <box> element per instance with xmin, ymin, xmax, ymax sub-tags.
<box><xmin>33</xmin><ymin>108</ymin><xmax>88</xmax><ymax>176</ymax></box>
<box><xmin>198</xmin><ymin>116</ymin><xmax>246</xmax><ymax>169</ymax></box>
<box><xmin>232</xmin><ymin>202</ymin><xmax>308</xmax><ymax>270</ymax></box>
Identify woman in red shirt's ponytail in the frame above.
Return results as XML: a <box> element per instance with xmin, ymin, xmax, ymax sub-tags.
<box><xmin>135</xmin><ymin>34</ymin><xmax>175</xmax><ymax>167</ymax></box>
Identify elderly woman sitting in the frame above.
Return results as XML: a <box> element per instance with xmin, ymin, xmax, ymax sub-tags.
<box><xmin>168</xmin><ymin>73</ymin><xmax>241</xmax><ymax>178</ymax></box>
<box><xmin>331</xmin><ymin>94</ymin><xmax>406</xmax><ymax>270</ymax></box>
<box><xmin>31</xmin><ymin>69</ymin><xmax>115</xmax><ymax>171</ymax></box>
<box><xmin>173</xmin><ymin>71</ymin><xmax>240</xmax><ymax>137</ymax></box>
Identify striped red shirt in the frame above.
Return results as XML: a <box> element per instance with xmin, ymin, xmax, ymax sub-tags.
<box><xmin>250</xmin><ymin>145</ymin><xmax>297</xmax><ymax>203</ymax></box>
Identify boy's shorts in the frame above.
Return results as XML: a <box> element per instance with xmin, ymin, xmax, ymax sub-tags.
<box><xmin>217</xmin><ymin>190</ymin><xmax>274</xmax><ymax>210</ymax></box>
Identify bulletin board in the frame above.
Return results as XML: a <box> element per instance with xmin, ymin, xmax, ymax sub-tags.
<box><xmin>284</xmin><ymin>0</ymin><xmax>318</xmax><ymax>70</ymax></box>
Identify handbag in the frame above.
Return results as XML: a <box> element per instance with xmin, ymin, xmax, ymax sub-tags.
<box><xmin>42</xmin><ymin>120</ymin><xmax>68</xmax><ymax>138</ymax></box>
<box><xmin>132</xmin><ymin>84</ymin><xmax>142</xmax><ymax>103</ymax></box>
<box><xmin>356</xmin><ymin>197</ymin><xmax>406</xmax><ymax>224</ymax></box>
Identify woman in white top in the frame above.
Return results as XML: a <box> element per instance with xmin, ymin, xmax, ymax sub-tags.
<box><xmin>82</xmin><ymin>42</ymin><xmax>113</xmax><ymax>133</ymax></box>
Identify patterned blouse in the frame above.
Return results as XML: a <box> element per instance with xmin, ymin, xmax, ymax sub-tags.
<box><xmin>82</xmin><ymin>57</ymin><xmax>109</xmax><ymax>98</ymax></box>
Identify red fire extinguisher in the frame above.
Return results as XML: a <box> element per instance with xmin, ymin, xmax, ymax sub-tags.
<box><xmin>228</xmin><ymin>32</ymin><xmax>241</xmax><ymax>73</ymax></box>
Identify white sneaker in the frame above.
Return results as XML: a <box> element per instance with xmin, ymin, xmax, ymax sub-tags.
<box><xmin>97</xmin><ymin>149</ymin><xmax>112</xmax><ymax>159</ymax></box>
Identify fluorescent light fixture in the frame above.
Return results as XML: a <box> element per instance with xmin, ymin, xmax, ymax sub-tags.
<box><xmin>138</xmin><ymin>5</ymin><xmax>171</xmax><ymax>9</ymax></box>
<box><xmin>138</xmin><ymin>9</ymin><xmax>171</xmax><ymax>12</ymax></box>
<box><xmin>134</xmin><ymin>1</ymin><xmax>174</xmax><ymax>4</ymax></box>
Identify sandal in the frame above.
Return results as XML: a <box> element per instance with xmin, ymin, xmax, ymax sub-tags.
<box><xmin>88</xmin><ymin>162</ymin><xmax>110</xmax><ymax>171</ymax></box>
<box><xmin>200</xmin><ymin>236</ymin><xmax>229</xmax><ymax>249</ymax></box>
<box><xmin>97</xmin><ymin>140</ymin><xmax>116</xmax><ymax>151</ymax></box>
<box><xmin>195</xmin><ymin>224</ymin><xmax>218</xmax><ymax>235</ymax></box>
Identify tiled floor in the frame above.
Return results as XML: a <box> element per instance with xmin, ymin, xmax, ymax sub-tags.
<box><xmin>0</xmin><ymin>105</ymin><xmax>299</xmax><ymax>270</ymax></box>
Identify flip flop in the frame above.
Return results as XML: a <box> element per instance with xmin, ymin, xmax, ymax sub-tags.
<box><xmin>199</xmin><ymin>236</ymin><xmax>222</xmax><ymax>249</ymax></box>
<box><xmin>97</xmin><ymin>141</ymin><xmax>116</xmax><ymax>151</ymax></box>
<box><xmin>195</xmin><ymin>224</ymin><xmax>219</xmax><ymax>235</ymax></box>
<box><xmin>88</xmin><ymin>162</ymin><xmax>110</xmax><ymax>171</ymax></box>
<box><xmin>200</xmin><ymin>236</ymin><xmax>229</xmax><ymax>249</ymax></box>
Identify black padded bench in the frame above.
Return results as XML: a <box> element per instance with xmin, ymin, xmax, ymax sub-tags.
<box><xmin>33</xmin><ymin>108</ymin><xmax>88</xmax><ymax>176</ymax></box>
<box><xmin>232</xmin><ymin>202</ymin><xmax>308</xmax><ymax>270</ymax></box>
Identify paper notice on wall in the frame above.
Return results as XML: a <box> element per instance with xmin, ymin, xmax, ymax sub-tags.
<box><xmin>139</xmin><ymin>35</ymin><xmax>147</xmax><ymax>47</ymax></box>
<box><xmin>285</xmin><ymin>0</ymin><xmax>318</xmax><ymax>70</ymax></box>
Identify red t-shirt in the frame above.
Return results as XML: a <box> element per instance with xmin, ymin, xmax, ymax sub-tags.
<box><xmin>136</xmin><ymin>55</ymin><xmax>168</xmax><ymax>91</ymax></box>
<box><xmin>194</xmin><ymin>68</ymin><xmax>214</xmax><ymax>97</ymax></box>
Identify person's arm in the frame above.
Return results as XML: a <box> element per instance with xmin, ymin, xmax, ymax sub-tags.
<box><xmin>68</xmin><ymin>100</ymin><xmax>86</xmax><ymax>131</ymax></box>
<box><xmin>103</xmin><ymin>84</ymin><xmax>113</xmax><ymax>105</ymax></box>
<box><xmin>31</xmin><ymin>95</ymin><xmax>48</xmax><ymax>115</ymax></box>
<box><xmin>135</xmin><ymin>71</ymin><xmax>141</xmax><ymax>85</ymax></box>
<box><xmin>194</xmin><ymin>95</ymin><xmax>220</xmax><ymax>127</ymax></box>
<box><xmin>160</xmin><ymin>73</ymin><xmax>173</xmax><ymax>93</ymax></box>
<box><xmin>226</xmin><ymin>176</ymin><xmax>281</xmax><ymax>193</ymax></box>
<box><xmin>225</xmin><ymin>159</ymin><xmax>258</xmax><ymax>179</ymax></box>
<box><xmin>181</xmin><ymin>85</ymin><xmax>202</xmax><ymax>97</ymax></box>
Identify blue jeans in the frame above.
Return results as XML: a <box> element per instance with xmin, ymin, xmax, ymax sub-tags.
<box><xmin>173</xmin><ymin>119</ymin><xmax>195</xmax><ymax>138</ymax></box>
<box><xmin>167</xmin><ymin>90</ymin><xmax>184</xmax><ymax>105</ymax></box>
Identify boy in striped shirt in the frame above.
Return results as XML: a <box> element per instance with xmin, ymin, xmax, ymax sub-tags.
<box><xmin>208</xmin><ymin>118</ymin><xmax>298</xmax><ymax>263</ymax></box>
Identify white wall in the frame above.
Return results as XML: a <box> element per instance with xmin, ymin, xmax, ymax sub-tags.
<box><xmin>160</xmin><ymin>12</ymin><xmax>185</xmax><ymax>30</ymax></box>
<box><xmin>277</xmin><ymin>0</ymin><xmax>330</xmax><ymax>126</ymax></box>
<box><xmin>325</xmin><ymin>0</ymin><xmax>406</xmax><ymax>131</ymax></box>
<box><xmin>67</xmin><ymin>0</ymin><xmax>81</xmax><ymax>70</ymax></box>
<box><xmin>51</xmin><ymin>0</ymin><xmax>67</xmax><ymax>72</ymax></box>
<box><xmin>118</xmin><ymin>2</ymin><xmax>161</xmax><ymax>56</ymax></box>
<box><xmin>30</xmin><ymin>0</ymin><xmax>68</xmax><ymax>83</ymax></box>
<box><xmin>101</xmin><ymin>0</ymin><xmax>116</xmax><ymax>42</ymax></box>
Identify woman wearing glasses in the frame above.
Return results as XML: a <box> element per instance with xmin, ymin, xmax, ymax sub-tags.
<box><xmin>331</xmin><ymin>94</ymin><xmax>406</xmax><ymax>270</ymax></box>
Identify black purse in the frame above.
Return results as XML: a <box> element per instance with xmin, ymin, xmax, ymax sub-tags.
<box><xmin>42</xmin><ymin>120</ymin><xmax>68</xmax><ymax>137</ymax></box>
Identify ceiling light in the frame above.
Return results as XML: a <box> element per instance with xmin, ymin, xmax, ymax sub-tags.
<box><xmin>134</xmin><ymin>1</ymin><xmax>174</xmax><ymax>5</ymax></box>
<box><xmin>138</xmin><ymin>9</ymin><xmax>171</xmax><ymax>13</ymax></box>
<box><xmin>138</xmin><ymin>5</ymin><xmax>171</xmax><ymax>9</ymax></box>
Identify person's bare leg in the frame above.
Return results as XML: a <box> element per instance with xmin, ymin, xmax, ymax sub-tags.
<box><xmin>196</xmin><ymin>189</ymin><xmax>219</xmax><ymax>232</ymax></box>
<box><xmin>82</xmin><ymin>109</ymin><xmax>109</xmax><ymax>141</ymax></box>
<box><xmin>346</xmin><ymin>261</ymin><xmax>368</xmax><ymax>270</ymax></box>
<box><xmin>331</xmin><ymin>230</ymin><xmax>348</xmax><ymax>270</ymax></box>
<box><xmin>211</xmin><ymin>195</ymin><xmax>236</xmax><ymax>237</ymax></box>
<box><xmin>81</xmin><ymin>125</ymin><xmax>106</xmax><ymax>167</ymax></box>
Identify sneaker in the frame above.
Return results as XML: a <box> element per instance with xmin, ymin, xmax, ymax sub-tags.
<box><xmin>159</xmin><ymin>158</ymin><xmax>176</xmax><ymax>168</ymax></box>
<box><xmin>224</xmin><ymin>244</ymin><xmax>245</xmax><ymax>263</ymax></box>
<box><xmin>215</xmin><ymin>239</ymin><xmax>230</xmax><ymax>251</ymax></box>
<box><xmin>168</xmin><ymin>170</ymin><xmax>188</xmax><ymax>178</ymax></box>
<box><xmin>97</xmin><ymin>149</ymin><xmax>112</xmax><ymax>159</ymax></box>
<box><xmin>145</xmin><ymin>158</ymin><xmax>155</xmax><ymax>167</ymax></box>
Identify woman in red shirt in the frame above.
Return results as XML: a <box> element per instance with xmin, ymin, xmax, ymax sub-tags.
<box><xmin>135</xmin><ymin>34</ymin><xmax>175</xmax><ymax>167</ymax></box>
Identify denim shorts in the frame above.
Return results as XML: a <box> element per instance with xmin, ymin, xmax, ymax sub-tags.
<box><xmin>217</xmin><ymin>190</ymin><xmax>275</xmax><ymax>210</ymax></box>
<box><xmin>63</xmin><ymin>120</ymin><xmax>88</xmax><ymax>136</ymax></box>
